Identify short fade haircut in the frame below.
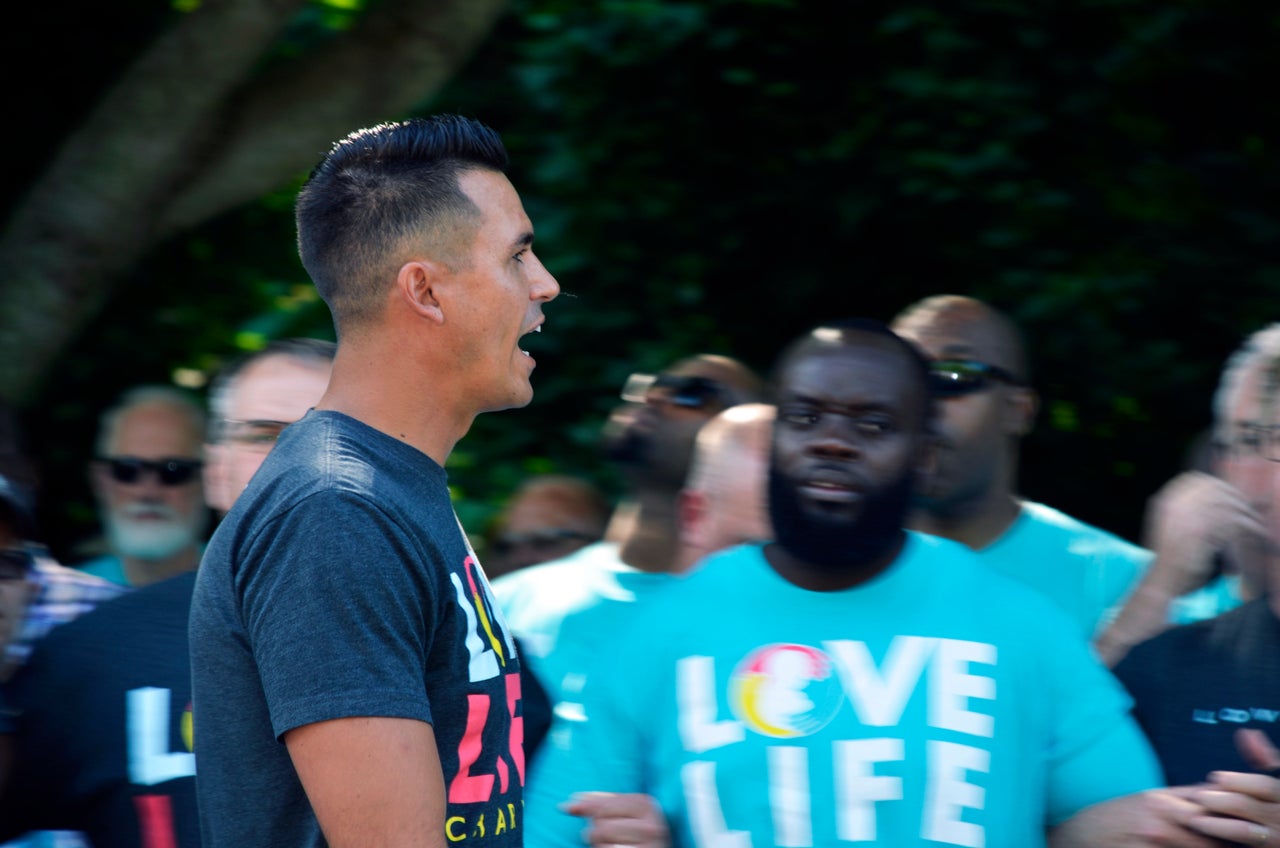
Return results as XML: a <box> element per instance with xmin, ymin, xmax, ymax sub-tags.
<box><xmin>772</xmin><ymin>317</ymin><xmax>936</xmax><ymax>430</ymax></box>
<box><xmin>1213</xmin><ymin>323</ymin><xmax>1280</xmax><ymax>442</ymax></box>
<box><xmin>95</xmin><ymin>385</ymin><xmax>207</xmax><ymax>458</ymax></box>
<box><xmin>207</xmin><ymin>338</ymin><xmax>337</xmax><ymax>440</ymax></box>
<box><xmin>296</xmin><ymin>115</ymin><xmax>510</xmax><ymax>330</ymax></box>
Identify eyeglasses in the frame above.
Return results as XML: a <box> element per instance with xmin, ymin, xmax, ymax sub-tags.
<box><xmin>1215</xmin><ymin>423</ymin><xmax>1280</xmax><ymax>463</ymax></box>
<box><xmin>491</xmin><ymin>528</ymin><xmax>597</xmax><ymax>557</ymax></box>
<box><xmin>0</xmin><ymin>548</ymin><xmax>33</xmax><ymax>582</ymax></box>
<box><xmin>927</xmin><ymin>360</ymin><xmax>1022</xmax><ymax>399</ymax></box>
<box><xmin>620</xmin><ymin>373</ymin><xmax>727</xmax><ymax>410</ymax></box>
<box><xmin>100</xmin><ymin>457</ymin><xmax>203</xmax><ymax>487</ymax></box>
<box><xmin>219</xmin><ymin>419</ymin><xmax>291</xmax><ymax>448</ymax></box>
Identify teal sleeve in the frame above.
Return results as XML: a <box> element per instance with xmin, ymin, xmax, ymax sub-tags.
<box><xmin>523</xmin><ymin>631</ymin><xmax>654</xmax><ymax>846</ymax></box>
<box><xmin>1045</xmin><ymin>716</ymin><xmax>1164</xmax><ymax>825</ymax></box>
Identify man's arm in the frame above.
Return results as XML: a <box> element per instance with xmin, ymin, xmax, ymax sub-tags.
<box><xmin>1095</xmin><ymin>471</ymin><xmax>1264</xmax><ymax>666</ymax></box>
<box><xmin>286</xmin><ymin>716</ymin><xmax>447</xmax><ymax>848</ymax></box>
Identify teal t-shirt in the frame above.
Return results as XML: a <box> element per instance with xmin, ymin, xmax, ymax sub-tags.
<box><xmin>975</xmin><ymin>501</ymin><xmax>1151</xmax><ymax>640</ymax></box>
<box><xmin>75</xmin><ymin>554</ymin><xmax>127</xmax><ymax>587</ymax></box>
<box><xmin>491</xmin><ymin>542</ymin><xmax>674</xmax><ymax>766</ymax></box>
<box><xmin>524</xmin><ymin>533</ymin><xmax>1162</xmax><ymax>848</ymax></box>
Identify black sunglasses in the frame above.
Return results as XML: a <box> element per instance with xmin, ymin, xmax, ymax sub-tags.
<box><xmin>100</xmin><ymin>457</ymin><xmax>203</xmax><ymax>487</ymax></box>
<box><xmin>927</xmin><ymin>360</ymin><xmax>1022</xmax><ymax>399</ymax></box>
<box><xmin>491</xmin><ymin>528</ymin><xmax>597</xmax><ymax>557</ymax></box>
<box><xmin>620</xmin><ymin>373</ymin><xmax>726</xmax><ymax>409</ymax></box>
<box><xmin>0</xmin><ymin>548</ymin><xmax>33</xmax><ymax>581</ymax></box>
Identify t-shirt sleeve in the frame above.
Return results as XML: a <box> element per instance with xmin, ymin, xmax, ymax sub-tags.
<box><xmin>239</xmin><ymin>490</ymin><xmax>437</xmax><ymax>738</ymax></box>
<box><xmin>523</xmin><ymin>613</ymin><xmax>655</xmax><ymax>847</ymax></box>
<box><xmin>1040</xmin><ymin>606</ymin><xmax>1164</xmax><ymax>824</ymax></box>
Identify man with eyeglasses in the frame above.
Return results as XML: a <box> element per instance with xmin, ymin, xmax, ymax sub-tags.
<box><xmin>891</xmin><ymin>294</ymin><xmax>1152</xmax><ymax>651</ymax></box>
<box><xmin>492</xmin><ymin>354</ymin><xmax>765</xmax><ymax>772</ymax></box>
<box><xmin>203</xmin><ymin>338</ymin><xmax>336</xmax><ymax>516</ymax></box>
<box><xmin>1097</xmin><ymin>325</ymin><xmax>1280</xmax><ymax>667</ymax></box>
<box><xmin>0</xmin><ymin>338</ymin><xmax>335</xmax><ymax>848</ymax></box>
<box><xmin>483</xmin><ymin>474</ymin><xmax>611</xmax><ymax>579</ymax></box>
<box><xmin>79</xmin><ymin>386</ymin><xmax>209</xmax><ymax>588</ymax></box>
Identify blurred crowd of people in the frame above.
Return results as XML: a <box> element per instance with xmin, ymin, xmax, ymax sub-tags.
<box><xmin>0</xmin><ymin>114</ymin><xmax>1276</xmax><ymax>848</ymax></box>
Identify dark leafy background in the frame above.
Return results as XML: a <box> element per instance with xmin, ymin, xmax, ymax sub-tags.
<box><xmin>9</xmin><ymin>0</ymin><xmax>1280</xmax><ymax>559</ymax></box>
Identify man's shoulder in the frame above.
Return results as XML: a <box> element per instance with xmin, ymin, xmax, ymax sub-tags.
<box><xmin>1015</xmin><ymin>501</ymin><xmax>1151</xmax><ymax>561</ymax></box>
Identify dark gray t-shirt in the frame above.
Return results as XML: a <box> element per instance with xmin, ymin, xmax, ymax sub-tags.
<box><xmin>190</xmin><ymin>411</ymin><xmax>525</xmax><ymax>847</ymax></box>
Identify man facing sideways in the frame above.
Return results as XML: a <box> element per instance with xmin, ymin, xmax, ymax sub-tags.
<box><xmin>492</xmin><ymin>356</ymin><xmax>763</xmax><ymax>768</ymax></box>
<box><xmin>1096</xmin><ymin>324</ymin><xmax>1278</xmax><ymax>665</ymax></box>
<box><xmin>525</xmin><ymin>318</ymin><xmax>1164</xmax><ymax>847</ymax></box>
<box><xmin>673</xmin><ymin>401</ymin><xmax>775</xmax><ymax>572</ymax></box>
<box><xmin>82</xmin><ymin>386</ymin><xmax>209</xmax><ymax>588</ymax></box>
<box><xmin>890</xmin><ymin>295</ymin><xmax>1152</xmax><ymax>652</ymax></box>
<box><xmin>190</xmin><ymin>116</ymin><xmax>558</xmax><ymax>847</ymax></box>
<box><xmin>0</xmin><ymin>338</ymin><xmax>334</xmax><ymax>848</ymax></box>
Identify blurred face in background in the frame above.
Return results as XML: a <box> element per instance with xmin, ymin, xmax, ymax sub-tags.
<box><xmin>1214</xmin><ymin>362</ymin><xmax>1280</xmax><ymax>594</ymax></box>
<box><xmin>91</xmin><ymin>402</ymin><xmax>207</xmax><ymax>561</ymax></box>
<box><xmin>601</xmin><ymin>358</ymin><xmax>755</xmax><ymax>489</ymax></box>
<box><xmin>204</xmin><ymin>355</ymin><xmax>333</xmax><ymax>514</ymax></box>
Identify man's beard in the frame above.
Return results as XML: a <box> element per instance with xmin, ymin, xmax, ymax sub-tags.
<box><xmin>767</xmin><ymin>460</ymin><xmax>914</xmax><ymax>571</ymax></box>
<box><xmin>602</xmin><ymin>426</ymin><xmax>651</xmax><ymax>467</ymax></box>
<box><xmin>105</xmin><ymin>502</ymin><xmax>207</xmax><ymax>561</ymax></box>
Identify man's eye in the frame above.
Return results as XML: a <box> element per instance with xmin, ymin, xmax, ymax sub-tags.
<box><xmin>779</xmin><ymin>411</ymin><xmax>818</xmax><ymax>426</ymax></box>
<box><xmin>513</xmin><ymin>250</ymin><xmax>527</xmax><ymax>264</ymax></box>
<box><xmin>855</xmin><ymin>418</ymin><xmax>893</xmax><ymax>436</ymax></box>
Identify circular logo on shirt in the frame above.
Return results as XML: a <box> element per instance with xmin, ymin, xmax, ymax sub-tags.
<box><xmin>729</xmin><ymin>643</ymin><xmax>843</xmax><ymax>738</ymax></box>
<box><xmin>182</xmin><ymin>701</ymin><xmax>194</xmax><ymax>752</ymax></box>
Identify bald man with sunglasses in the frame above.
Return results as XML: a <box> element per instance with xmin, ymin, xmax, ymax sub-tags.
<box><xmin>891</xmin><ymin>294</ymin><xmax>1152</xmax><ymax>652</ymax></box>
<box><xmin>492</xmin><ymin>354</ymin><xmax>765</xmax><ymax>773</ymax></box>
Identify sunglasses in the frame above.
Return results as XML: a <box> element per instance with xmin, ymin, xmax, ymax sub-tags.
<box><xmin>219</xmin><ymin>418</ymin><xmax>292</xmax><ymax>448</ymax></box>
<box><xmin>491</xmin><ymin>528</ymin><xmax>597</xmax><ymax>557</ymax></box>
<box><xmin>0</xmin><ymin>548</ymin><xmax>33</xmax><ymax>582</ymax></box>
<box><xmin>100</xmin><ymin>457</ymin><xmax>203</xmax><ymax>487</ymax></box>
<box><xmin>927</xmin><ymin>360</ymin><xmax>1022</xmax><ymax>399</ymax></box>
<box><xmin>620</xmin><ymin>373</ymin><xmax>727</xmax><ymax>409</ymax></box>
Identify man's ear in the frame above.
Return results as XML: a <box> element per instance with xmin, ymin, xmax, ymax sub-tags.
<box><xmin>396</xmin><ymin>260</ymin><xmax>447</xmax><ymax>324</ymax></box>
<box><xmin>677</xmin><ymin>488</ymin><xmax>710</xmax><ymax>549</ymax></box>
<box><xmin>1005</xmin><ymin>386</ymin><xmax>1039</xmax><ymax>437</ymax></box>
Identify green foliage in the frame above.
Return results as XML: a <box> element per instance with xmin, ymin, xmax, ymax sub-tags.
<box><xmin>15</xmin><ymin>0</ymin><xmax>1280</xmax><ymax>556</ymax></box>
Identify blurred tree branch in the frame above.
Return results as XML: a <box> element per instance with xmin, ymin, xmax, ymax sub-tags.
<box><xmin>0</xmin><ymin>0</ymin><xmax>508</xmax><ymax>403</ymax></box>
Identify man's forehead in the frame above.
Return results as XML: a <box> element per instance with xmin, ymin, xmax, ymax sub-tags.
<box><xmin>111</xmin><ymin>404</ymin><xmax>202</xmax><ymax>454</ymax></box>
<box><xmin>229</xmin><ymin>356</ymin><xmax>331</xmax><ymax>419</ymax></box>
<box><xmin>782</xmin><ymin>343</ymin><xmax>915</xmax><ymax>401</ymax></box>
<box><xmin>895</xmin><ymin>310</ymin><xmax>1015</xmax><ymax>369</ymax></box>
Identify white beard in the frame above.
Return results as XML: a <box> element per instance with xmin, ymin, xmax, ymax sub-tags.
<box><xmin>105</xmin><ymin>503</ymin><xmax>207</xmax><ymax>561</ymax></box>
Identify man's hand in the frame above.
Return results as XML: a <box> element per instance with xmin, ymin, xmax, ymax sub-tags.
<box><xmin>1047</xmin><ymin>788</ymin><xmax>1225</xmax><ymax>847</ymax></box>
<box><xmin>1141</xmin><ymin>471</ymin><xmax>1266</xmax><ymax>598</ymax></box>
<box><xmin>1183</xmin><ymin>730</ymin><xmax>1280</xmax><ymax>847</ymax></box>
<box><xmin>562</xmin><ymin>792</ymin><xmax>670</xmax><ymax>848</ymax></box>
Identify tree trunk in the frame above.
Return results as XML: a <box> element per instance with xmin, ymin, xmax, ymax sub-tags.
<box><xmin>0</xmin><ymin>0</ymin><xmax>508</xmax><ymax>403</ymax></box>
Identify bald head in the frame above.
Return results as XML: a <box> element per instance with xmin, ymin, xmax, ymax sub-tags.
<box><xmin>891</xmin><ymin>295</ymin><xmax>1029</xmax><ymax>383</ymax></box>
<box><xmin>677</xmin><ymin>403</ymin><xmax>776</xmax><ymax>571</ymax></box>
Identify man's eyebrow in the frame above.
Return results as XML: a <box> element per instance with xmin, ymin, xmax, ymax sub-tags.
<box><xmin>513</xmin><ymin>231</ymin><xmax>534</xmax><ymax>249</ymax></box>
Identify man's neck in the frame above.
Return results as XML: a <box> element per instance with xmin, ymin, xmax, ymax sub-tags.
<box><xmin>605</xmin><ymin>492</ymin><xmax>682</xmax><ymax>574</ymax></box>
<box><xmin>121</xmin><ymin>544</ymin><xmax>201</xmax><ymax>588</ymax></box>
<box><xmin>763</xmin><ymin>530</ymin><xmax>908</xmax><ymax>592</ymax></box>
<box><xmin>909</xmin><ymin>493</ymin><xmax>1023</xmax><ymax>551</ymax></box>
<box><xmin>316</xmin><ymin>344</ymin><xmax>473</xmax><ymax>467</ymax></box>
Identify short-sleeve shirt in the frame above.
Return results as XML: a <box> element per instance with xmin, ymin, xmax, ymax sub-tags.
<box><xmin>189</xmin><ymin>411</ymin><xmax>524</xmax><ymax>847</ymax></box>
<box><xmin>524</xmin><ymin>533</ymin><xmax>1162</xmax><ymax>848</ymax></box>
